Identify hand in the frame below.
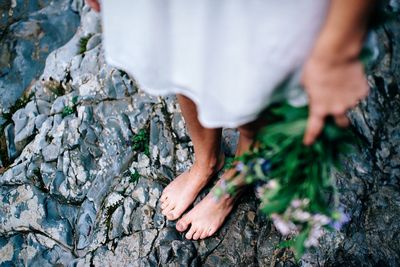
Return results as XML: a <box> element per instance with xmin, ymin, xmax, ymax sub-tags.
<box><xmin>301</xmin><ymin>53</ymin><xmax>369</xmax><ymax>146</ymax></box>
<box><xmin>86</xmin><ymin>0</ymin><xmax>100</xmax><ymax>12</ymax></box>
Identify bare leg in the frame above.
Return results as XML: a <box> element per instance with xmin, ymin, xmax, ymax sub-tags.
<box><xmin>176</xmin><ymin>118</ymin><xmax>266</xmax><ymax>240</ymax></box>
<box><xmin>160</xmin><ymin>94</ymin><xmax>225</xmax><ymax>220</ymax></box>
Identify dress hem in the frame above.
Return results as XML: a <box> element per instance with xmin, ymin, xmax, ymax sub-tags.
<box><xmin>104</xmin><ymin>54</ymin><xmax>263</xmax><ymax>129</ymax></box>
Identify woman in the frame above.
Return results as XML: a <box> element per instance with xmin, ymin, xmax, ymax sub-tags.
<box><xmin>87</xmin><ymin>0</ymin><xmax>373</xmax><ymax>240</ymax></box>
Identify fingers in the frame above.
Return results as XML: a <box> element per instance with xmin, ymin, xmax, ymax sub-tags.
<box><xmin>304</xmin><ymin>107</ymin><xmax>351</xmax><ymax>145</ymax></box>
<box><xmin>334</xmin><ymin>114</ymin><xmax>349</xmax><ymax>128</ymax></box>
<box><xmin>303</xmin><ymin>112</ymin><xmax>324</xmax><ymax>146</ymax></box>
<box><xmin>86</xmin><ymin>0</ymin><xmax>101</xmax><ymax>12</ymax></box>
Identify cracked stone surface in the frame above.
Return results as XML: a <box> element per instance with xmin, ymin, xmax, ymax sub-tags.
<box><xmin>0</xmin><ymin>0</ymin><xmax>80</xmax><ymax>112</ymax></box>
<box><xmin>0</xmin><ymin>1</ymin><xmax>399</xmax><ymax>266</ymax></box>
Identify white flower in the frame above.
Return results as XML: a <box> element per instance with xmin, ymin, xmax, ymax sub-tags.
<box><xmin>292</xmin><ymin>209</ymin><xmax>311</xmax><ymax>222</ymax></box>
<box><xmin>312</xmin><ymin>214</ymin><xmax>331</xmax><ymax>225</ymax></box>
<box><xmin>256</xmin><ymin>185</ymin><xmax>267</xmax><ymax>199</ymax></box>
<box><xmin>304</xmin><ymin>225</ymin><xmax>324</xmax><ymax>248</ymax></box>
<box><xmin>302</xmin><ymin>198</ymin><xmax>310</xmax><ymax>207</ymax></box>
<box><xmin>266</xmin><ymin>179</ymin><xmax>278</xmax><ymax>190</ymax></box>
<box><xmin>290</xmin><ymin>199</ymin><xmax>302</xmax><ymax>209</ymax></box>
<box><xmin>271</xmin><ymin>213</ymin><xmax>298</xmax><ymax>236</ymax></box>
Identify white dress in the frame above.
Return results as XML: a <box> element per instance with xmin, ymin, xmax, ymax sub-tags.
<box><xmin>101</xmin><ymin>0</ymin><xmax>330</xmax><ymax>128</ymax></box>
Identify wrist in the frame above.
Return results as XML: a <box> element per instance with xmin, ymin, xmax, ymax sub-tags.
<box><xmin>308</xmin><ymin>0</ymin><xmax>375</xmax><ymax>65</ymax></box>
<box><xmin>311</xmin><ymin>34</ymin><xmax>365</xmax><ymax>66</ymax></box>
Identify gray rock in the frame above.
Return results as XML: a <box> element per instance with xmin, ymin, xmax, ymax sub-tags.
<box><xmin>1</xmin><ymin>1</ymin><xmax>399</xmax><ymax>266</ymax></box>
<box><xmin>50</xmin><ymin>95</ymin><xmax>67</xmax><ymax>115</ymax></box>
<box><xmin>14</xmin><ymin>110</ymin><xmax>36</xmax><ymax>147</ymax></box>
<box><xmin>40</xmin><ymin>162</ymin><xmax>57</xmax><ymax>190</ymax></box>
<box><xmin>91</xmin><ymin>229</ymin><xmax>158</xmax><ymax>266</ymax></box>
<box><xmin>0</xmin><ymin>161</ymin><xmax>29</xmax><ymax>185</ymax></box>
<box><xmin>34</xmin><ymin>114</ymin><xmax>48</xmax><ymax>129</ymax></box>
<box><xmin>4</xmin><ymin>123</ymin><xmax>17</xmax><ymax>161</ymax></box>
<box><xmin>76</xmin><ymin>200</ymin><xmax>97</xmax><ymax>251</ymax></box>
<box><xmin>42</xmin><ymin>143</ymin><xmax>60</xmax><ymax>162</ymax></box>
<box><xmin>222</xmin><ymin>128</ymin><xmax>239</xmax><ymax>156</ymax></box>
<box><xmin>35</xmin><ymin>98</ymin><xmax>52</xmax><ymax>117</ymax></box>
<box><xmin>12</xmin><ymin>109</ymin><xmax>28</xmax><ymax>137</ymax></box>
<box><xmin>86</xmin><ymin>33</ymin><xmax>102</xmax><ymax>51</ymax></box>
<box><xmin>0</xmin><ymin>0</ymin><xmax>80</xmax><ymax>111</ymax></box>
<box><xmin>0</xmin><ymin>233</ymin><xmax>76</xmax><ymax>266</ymax></box>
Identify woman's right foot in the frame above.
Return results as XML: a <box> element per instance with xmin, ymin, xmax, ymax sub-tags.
<box><xmin>160</xmin><ymin>153</ymin><xmax>225</xmax><ymax>221</ymax></box>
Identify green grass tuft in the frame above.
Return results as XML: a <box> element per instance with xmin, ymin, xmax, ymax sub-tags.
<box><xmin>78</xmin><ymin>34</ymin><xmax>93</xmax><ymax>55</ymax></box>
<box><xmin>62</xmin><ymin>96</ymin><xmax>79</xmax><ymax>118</ymax></box>
<box><xmin>130</xmin><ymin>170</ymin><xmax>140</xmax><ymax>183</ymax></box>
<box><xmin>131</xmin><ymin>128</ymin><xmax>150</xmax><ymax>157</ymax></box>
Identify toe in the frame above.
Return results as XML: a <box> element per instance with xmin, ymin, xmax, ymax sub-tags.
<box><xmin>192</xmin><ymin>229</ymin><xmax>202</xmax><ymax>240</ymax></box>
<box><xmin>200</xmin><ymin>230</ymin><xmax>208</xmax><ymax>239</ymax></box>
<box><xmin>176</xmin><ymin>216</ymin><xmax>191</xmax><ymax>232</ymax></box>
<box><xmin>208</xmin><ymin>227</ymin><xmax>217</xmax><ymax>237</ymax></box>
<box><xmin>160</xmin><ymin>191</ymin><xmax>169</xmax><ymax>202</ymax></box>
<box><xmin>185</xmin><ymin>226</ymin><xmax>196</xmax><ymax>240</ymax></box>
<box><xmin>167</xmin><ymin>204</ymin><xmax>186</xmax><ymax>220</ymax></box>
<box><xmin>162</xmin><ymin>203</ymin><xmax>175</xmax><ymax>217</ymax></box>
<box><xmin>160</xmin><ymin>199</ymin><xmax>170</xmax><ymax>210</ymax></box>
<box><xmin>166</xmin><ymin>209</ymin><xmax>178</xmax><ymax>221</ymax></box>
<box><xmin>160</xmin><ymin>195</ymin><xmax>168</xmax><ymax>203</ymax></box>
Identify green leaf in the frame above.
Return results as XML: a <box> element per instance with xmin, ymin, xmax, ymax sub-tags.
<box><xmin>275</xmin><ymin>239</ymin><xmax>294</xmax><ymax>249</ymax></box>
<box><xmin>293</xmin><ymin>225</ymin><xmax>311</xmax><ymax>260</ymax></box>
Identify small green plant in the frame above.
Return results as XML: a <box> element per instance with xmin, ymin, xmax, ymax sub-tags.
<box><xmin>130</xmin><ymin>169</ymin><xmax>140</xmax><ymax>183</ymax></box>
<box><xmin>62</xmin><ymin>96</ymin><xmax>79</xmax><ymax>118</ymax></box>
<box><xmin>78</xmin><ymin>34</ymin><xmax>93</xmax><ymax>55</ymax></box>
<box><xmin>71</xmin><ymin>95</ymin><xmax>78</xmax><ymax>105</ymax></box>
<box><xmin>62</xmin><ymin>106</ymin><xmax>74</xmax><ymax>118</ymax></box>
<box><xmin>131</xmin><ymin>128</ymin><xmax>150</xmax><ymax>157</ymax></box>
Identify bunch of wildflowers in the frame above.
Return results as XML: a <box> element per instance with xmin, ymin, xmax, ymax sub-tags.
<box><xmin>214</xmin><ymin>32</ymin><xmax>379</xmax><ymax>260</ymax></box>
<box><xmin>215</xmin><ymin>103</ymin><xmax>354</xmax><ymax>260</ymax></box>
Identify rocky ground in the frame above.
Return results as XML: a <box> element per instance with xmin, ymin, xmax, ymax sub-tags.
<box><xmin>0</xmin><ymin>1</ymin><xmax>399</xmax><ymax>266</ymax></box>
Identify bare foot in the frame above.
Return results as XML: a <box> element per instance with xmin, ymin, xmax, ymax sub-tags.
<box><xmin>175</xmin><ymin>174</ymin><xmax>245</xmax><ymax>240</ymax></box>
<box><xmin>160</xmin><ymin>154</ymin><xmax>225</xmax><ymax>221</ymax></box>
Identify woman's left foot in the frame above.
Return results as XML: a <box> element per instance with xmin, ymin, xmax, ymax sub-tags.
<box><xmin>175</xmin><ymin>174</ymin><xmax>242</xmax><ymax>240</ymax></box>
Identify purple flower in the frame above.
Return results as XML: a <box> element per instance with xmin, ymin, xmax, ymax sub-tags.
<box><xmin>235</xmin><ymin>162</ymin><xmax>245</xmax><ymax>172</ymax></box>
<box><xmin>330</xmin><ymin>209</ymin><xmax>350</xmax><ymax>231</ymax></box>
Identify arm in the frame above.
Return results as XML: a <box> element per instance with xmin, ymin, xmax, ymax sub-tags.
<box><xmin>302</xmin><ymin>0</ymin><xmax>376</xmax><ymax>145</ymax></box>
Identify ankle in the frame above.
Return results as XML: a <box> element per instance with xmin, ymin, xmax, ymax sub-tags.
<box><xmin>193</xmin><ymin>153</ymin><xmax>225</xmax><ymax>174</ymax></box>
